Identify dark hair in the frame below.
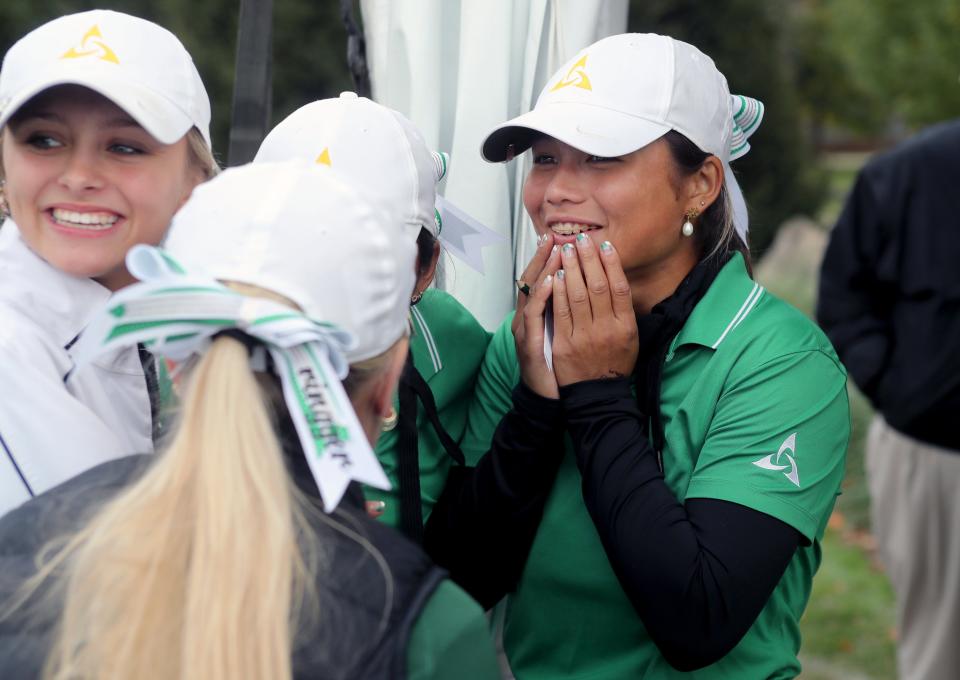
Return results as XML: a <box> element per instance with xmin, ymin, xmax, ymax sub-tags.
<box><xmin>415</xmin><ymin>227</ymin><xmax>437</xmax><ymax>279</ymax></box>
<box><xmin>662</xmin><ymin>130</ymin><xmax>751</xmax><ymax>273</ymax></box>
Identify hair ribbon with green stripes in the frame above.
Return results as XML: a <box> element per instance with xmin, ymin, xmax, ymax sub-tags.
<box><xmin>729</xmin><ymin>94</ymin><xmax>764</xmax><ymax>162</ymax></box>
<box><xmin>71</xmin><ymin>245</ymin><xmax>390</xmax><ymax>512</ymax></box>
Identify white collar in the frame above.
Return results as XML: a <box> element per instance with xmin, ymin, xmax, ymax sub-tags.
<box><xmin>0</xmin><ymin>221</ymin><xmax>113</xmax><ymax>349</ymax></box>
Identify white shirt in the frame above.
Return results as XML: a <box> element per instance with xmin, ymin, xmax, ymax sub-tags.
<box><xmin>0</xmin><ymin>221</ymin><xmax>153</xmax><ymax>515</ymax></box>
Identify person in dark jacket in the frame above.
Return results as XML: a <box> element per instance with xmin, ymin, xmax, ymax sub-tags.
<box><xmin>817</xmin><ymin>119</ymin><xmax>960</xmax><ymax>680</ymax></box>
<box><xmin>0</xmin><ymin>162</ymin><xmax>499</xmax><ymax>680</ymax></box>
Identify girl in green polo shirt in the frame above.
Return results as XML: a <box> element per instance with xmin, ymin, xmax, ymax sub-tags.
<box><xmin>254</xmin><ymin>95</ymin><xmax>491</xmax><ymax>542</ymax></box>
<box><xmin>426</xmin><ymin>33</ymin><xmax>849</xmax><ymax>679</ymax></box>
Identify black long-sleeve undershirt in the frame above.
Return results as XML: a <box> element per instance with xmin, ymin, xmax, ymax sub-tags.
<box><xmin>562</xmin><ymin>377</ymin><xmax>802</xmax><ymax>671</ymax></box>
<box><xmin>423</xmin><ymin>382</ymin><xmax>565</xmax><ymax>609</ymax></box>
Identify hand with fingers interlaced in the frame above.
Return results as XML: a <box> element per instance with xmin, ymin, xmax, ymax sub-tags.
<box><xmin>550</xmin><ymin>235</ymin><xmax>638</xmax><ymax>387</ymax></box>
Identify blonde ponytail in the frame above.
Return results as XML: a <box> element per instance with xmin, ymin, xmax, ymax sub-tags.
<box><xmin>43</xmin><ymin>336</ymin><xmax>310</xmax><ymax>680</ymax></box>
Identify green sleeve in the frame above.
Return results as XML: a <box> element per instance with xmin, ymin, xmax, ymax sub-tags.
<box><xmin>406</xmin><ymin>580</ymin><xmax>501</xmax><ymax>680</ymax></box>
<box><xmin>459</xmin><ymin>313</ymin><xmax>521</xmax><ymax>465</ymax></box>
<box><xmin>685</xmin><ymin>349</ymin><xmax>850</xmax><ymax>541</ymax></box>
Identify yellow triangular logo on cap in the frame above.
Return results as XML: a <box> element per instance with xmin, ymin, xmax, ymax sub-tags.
<box><xmin>60</xmin><ymin>25</ymin><xmax>120</xmax><ymax>64</ymax></box>
<box><xmin>315</xmin><ymin>148</ymin><xmax>332</xmax><ymax>166</ymax></box>
<box><xmin>550</xmin><ymin>54</ymin><xmax>592</xmax><ymax>92</ymax></box>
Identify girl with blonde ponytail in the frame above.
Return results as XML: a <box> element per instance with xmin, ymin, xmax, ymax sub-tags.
<box><xmin>0</xmin><ymin>162</ymin><xmax>499</xmax><ymax>680</ymax></box>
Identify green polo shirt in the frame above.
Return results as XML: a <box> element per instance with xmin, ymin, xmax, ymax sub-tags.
<box><xmin>366</xmin><ymin>289</ymin><xmax>491</xmax><ymax>528</ymax></box>
<box><xmin>461</xmin><ymin>253</ymin><xmax>849</xmax><ymax>679</ymax></box>
<box><xmin>407</xmin><ymin>580</ymin><xmax>502</xmax><ymax>679</ymax></box>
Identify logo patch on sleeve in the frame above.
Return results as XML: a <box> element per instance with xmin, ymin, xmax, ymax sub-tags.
<box><xmin>752</xmin><ymin>432</ymin><xmax>800</xmax><ymax>487</ymax></box>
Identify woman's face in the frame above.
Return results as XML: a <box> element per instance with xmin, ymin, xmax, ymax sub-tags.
<box><xmin>523</xmin><ymin>136</ymin><xmax>699</xmax><ymax>285</ymax></box>
<box><xmin>1</xmin><ymin>86</ymin><xmax>203</xmax><ymax>290</ymax></box>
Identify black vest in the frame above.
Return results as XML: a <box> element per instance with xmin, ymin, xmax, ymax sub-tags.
<box><xmin>0</xmin><ymin>454</ymin><xmax>447</xmax><ymax>679</ymax></box>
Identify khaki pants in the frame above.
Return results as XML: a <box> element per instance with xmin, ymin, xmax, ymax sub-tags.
<box><xmin>867</xmin><ymin>417</ymin><xmax>960</xmax><ymax>680</ymax></box>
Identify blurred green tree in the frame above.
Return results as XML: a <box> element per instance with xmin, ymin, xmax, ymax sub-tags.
<box><xmin>826</xmin><ymin>0</ymin><xmax>960</xmax><ymax>129</ymax></box>
<box><xmin>790</xmin><ymin>0</ymin><xmax>886</xmax><ymax>141</ymax></box>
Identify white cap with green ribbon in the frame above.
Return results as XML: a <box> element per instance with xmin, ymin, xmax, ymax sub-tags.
<box><xmin>72</xmin><ymin>161</ymin><xmax>418</xmax><ymax>511</ymax></box>
<box><xmin>480</xmin><ymin>33</ymin><xmax>765</xmax><ymax>244</ymax></box>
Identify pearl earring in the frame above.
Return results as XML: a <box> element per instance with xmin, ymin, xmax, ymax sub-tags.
<box><xmin>682</xmin><ymin>209</ymin><xmax>698</xmax><ymax>237</ymax></box>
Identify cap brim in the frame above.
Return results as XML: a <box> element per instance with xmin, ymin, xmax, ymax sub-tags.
<box><xmin>480</xmin><ymin>102</ymin><xmax>671</xmax><ymax>162</ymax></box>
<box><xmin>0</xmin><ymin>72</ymin><xmax>196</xmax><ymax>146</ymax></box>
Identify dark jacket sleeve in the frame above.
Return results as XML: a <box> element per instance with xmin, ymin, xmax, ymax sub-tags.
<box><xmin>816</xmin><ymin>169</ymin><xmax>896</xmax><ymax>403</ymax></box>
<box><xmin>561</xmin><ymin>378</ymin><xmax>801</xmax><ymax>671</ymax></box>
<box><xmin>423</xmin><ymin>382</ymin><xmax>565</xmax><ymax>610</ymax></box>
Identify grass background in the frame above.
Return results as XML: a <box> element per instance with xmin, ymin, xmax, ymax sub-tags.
<box><xmin>754</xmin><ymin>153</ymin><xmax>896</xmax><ymax>679</ymax></box>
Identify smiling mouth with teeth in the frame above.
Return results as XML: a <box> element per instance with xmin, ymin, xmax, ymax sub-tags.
<box><xmin>50</xmin><ymin>208</ymin><xmax>120</xmax><ymax>231</ymax></box>
<box><xmin>550</xmin><ymin>222</ymin><xmax>600</xmax><ymax>236</ymax></box>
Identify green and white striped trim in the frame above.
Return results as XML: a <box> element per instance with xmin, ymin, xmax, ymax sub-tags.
<box><xmin>729</xmin><ymin>95</ymin><xmax>764</xmax><ymax>162</ymax></box>
<box><xmin>711</xmin><ymin>282</ymin><xmax>765</xmax><ymax>349</ymax></box>
<box><xmin>410</xmin><ymin>305</ymin><xmax>442</xmax><ymax>373</ymax></box>
<box><xmin>432</xmin><ymin>151</ymin><xmax>449</xmax><ymax>182</ymax></box>
<box><xmin>431</xmin><ymin>151</ymin><xmax>449</xmax><ymax>236</ymax></box>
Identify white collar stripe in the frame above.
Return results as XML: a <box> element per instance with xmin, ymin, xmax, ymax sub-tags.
<box><xmin>732</xmin><ymin>286</ymin><xmax>764</xmax><ymax>332</ymax></box>
<box><xmin>711</xmin><ymin>282</ymin><xmax>762</xmax><ymax>349</ymax></box>
<box><xmin>410</xmin><ymin>306</ymin><xmax>442</xmax><ymax>373</ymax></box>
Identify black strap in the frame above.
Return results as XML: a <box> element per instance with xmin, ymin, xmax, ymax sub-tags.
<box><xmin>402</xmin><ymin>360</ymin><xmax>466</xmax><ymax>467</ymax></box>
<box><xmin>397</xmin><ymin>355</ymin><xmax>423</xmax><ymax>542</ymax></box>
<box><xmin>395</xmin><ymin>352</ymin><xmax>468</xmax><ymax>543</ymax></box>
<box><xmin>137</xmin><ymin>343</ymin><xmax>161</xmax><ymax>446</ymax></box>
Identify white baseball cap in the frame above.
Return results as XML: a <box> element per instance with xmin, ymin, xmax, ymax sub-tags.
<box><xmin>0</xmin><ymin>9</ymin><xmax>211</xmax><ymax>147</ymax></box>
<box><xmin>163</xmin><ymin>161</ymin><xmax>417</xmax><ymax>362</ymax></box>
<box><xmin>254</xmin><ymin>92</ymin><xmax>447</xmax><ymax>241</ymax></box>
<box><xmin>482</xmin><ymin>33</ymin><xmax>753</xmax><ymax>165</ymax></box>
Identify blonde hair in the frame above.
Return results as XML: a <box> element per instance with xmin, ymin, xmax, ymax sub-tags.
<box><xmin>12</xmin><ymin>317</ymin><xmax>402</xmax><ymax>679</ymax></box>
<box><xmin>34</xmin><ymin>336</ymin><xmax>307</xmax><ymax>680</ymax></box>
<box><xmin>185</xmin><ymin>127</ymin><xmax>220</xmax><ymax>180</ymax></box>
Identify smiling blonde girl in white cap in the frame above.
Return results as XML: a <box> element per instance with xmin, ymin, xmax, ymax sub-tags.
<box><xmin>0</xmin><ymin>161</ymin><xmax>500</xmax><ymax>680</ymax></box>
<box><xmin>0</xmin><ymin>10</ymin><xmax>217</xmax><ymax>514</ymax></box>
<box><xmin>426</xmin><ymin>33</ymin><xmax>849</xmax><ymax>679</ymax></box>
